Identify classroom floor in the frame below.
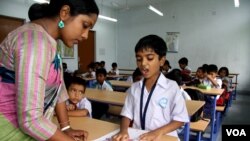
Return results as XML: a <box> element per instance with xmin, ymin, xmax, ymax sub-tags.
<box><xmin>101</xmin><ymin>90</ymin><xmax>250</xmax><ymax>141</ymax></box>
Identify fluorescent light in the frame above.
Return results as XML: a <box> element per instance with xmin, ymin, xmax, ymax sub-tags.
<box><xmin>234</xmin><ymin>0</ymin><xmax>240</xmax><ymax>7</ymax></box>
<box><xmin>33</xmin><ymin>0</ymin><xmax>49</xmax><ymax>3</ymax></box>
<box><xmin>148</xmin><ymin>5</ymin><xmax>163</xmax><ymax>16</ymax></box>
<box><xmin>98</xmin><ymin>15</ymin><xmax>118</xmax><ymax>22</ymax></box>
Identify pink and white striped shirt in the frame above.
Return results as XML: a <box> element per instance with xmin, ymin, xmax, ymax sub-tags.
<box><xmin>0</xmin><ymin>23</ymin><xmax>68</xmax><ymax>140</ymax></box>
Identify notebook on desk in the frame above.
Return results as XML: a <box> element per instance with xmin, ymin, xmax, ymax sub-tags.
<box><xmin>94</xmin><ymin>128</ymin><xmax>148</xmax><ymax>141</ymax></box>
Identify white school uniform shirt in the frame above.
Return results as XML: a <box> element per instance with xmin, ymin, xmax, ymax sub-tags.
<box><xmin>203</xmin><ymin>77</ymin><xmax>222</xmax><ymax>99</ymax></box>
<box><xmin>66</xmin><ymin>97</ymin><xmax>92</xmax><ymax>117</ymax></box>
<box><xmin>121</xmin><ymin>73</ymin><xmax>189</xmax><ymax>138</ymax></box>
<box><xmin>110</xmin><ymin>68</ymin><xmax>119</xmax><ymax>75</ymax></box>
<box><xmin>81</xmin><ymin>71</ymin><xmax>96</xmax><ymax>78</ymax></box>
<box><xmin>180</xmin><ymin>87</ymin><xmax>191</xmax><ymax>100</ymax></box>
<box><xmin>95</xmin><ymin>81</ymin><xmax>113</xmax><ymax>91</ymax></box>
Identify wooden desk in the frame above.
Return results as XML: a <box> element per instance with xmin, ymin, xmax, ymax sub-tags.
<box><xmin>53</xmin><ymin>117</ymin><xmax>119</xmax><ymax>141</ymax></box>
<box><xmin>109</xmin><ymin>80</ymin><xmax>132</xmax><ymax>88</ymax></box>
<box><xmin>184</xmin><ymin>100</ymin><xmax>205</xmax><ymax>141</ymax></box>
<box><xmin>183</xmin><ymin>86</ymin><xmax>224</xmax><ymax>96</ymax></box>
<box><xmin>183</xmin><ymin>86</ymin><xmax>223</xmax><ymax>141</ymax></box>
<box><xmin>85</xmin><ymin>89</ymin><xmax>204</xmax><ymax>141</ymax></box>
<box><xmin>82</xmin><ymin>77</ymin><xmax>96</xmax><ymax>81</ymax></box>
<box><xmin>85</xmin><ymin>88</ymin><xmax>126</xmax><ymax>106</ymax></box>
<box><xmin>53</xmin><ymin>117</ymin><xmax>177</xmax><ymax>141</ymax></box>
<box><xmin>186</xmin><ymin>100</ymin><xmax>205</xmax><ymax>116</ymax></box>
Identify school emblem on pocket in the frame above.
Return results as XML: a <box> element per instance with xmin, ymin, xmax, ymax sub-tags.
<box><xmin>158</xmin><ymin>98</ymin><xmax>168</xmax><ymax>108</ymax></box>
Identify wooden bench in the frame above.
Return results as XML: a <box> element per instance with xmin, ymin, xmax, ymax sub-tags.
<box><xmin>190</xmin><ymin>118</ymin><xmax>210</xmax><ymax>141</ymax></box>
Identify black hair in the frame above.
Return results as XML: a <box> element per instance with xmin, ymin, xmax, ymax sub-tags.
<box><xmin>178</xmin><ymin>57</ymin><xmax>188</xmax><ymax>65</ymax></box>
<box><xmin>132</xmin><ymin>68</ymin><xmax>142</xmax><ymax>82</ymax></box>
<box><xmin>207</xmin><ymin>64</ymin><xmax>218</xmax><ymax>73</ymax></box>
<box><xmin>67</xmin><ymin>76</ymin><xmax>86</xmax><ymax>91</ymax></box>
<box><xmin>135</xmin><ymin>35</ymin><xmax>167</xmax><ymax>58</ymax></box>
<box><xmin>164</xmin><ymin>60</ymin><xmax>171</xmax><ymax>68</ymax></box>
<box><xmin>165</xmin><ymin>69</ymin><xmax>182</xmax><ymax>85</ymax></box>
<box><xmin>96</xmin><ymin>68</ymin><xmax>107</xmax><ymax>76</ymax></box>
<box><xmin>197</xmin><ymin>66</ymin><xmax>206</xmax><ymax>73</ymax></box>
<box><xmin>87</xmin><ymin>62</ymin><xmax>95</xmax><ymax>69</ymax></box>
<box><xmin>112</xmin><ymin>62</ymin><xmax>117</xmax><ymax>68</ymax></box>
<box><xmin>28</xmin><ymin>0</ymin><xmax>99</xmax><ymax>21</ymax></box>
<box><xmin>218</xmin><ymin>67</ymin><xmax>229</xmax><ymax>76</ymax></box>
<box><xmin>100</xmin><ymin>61</ymin><xmax>105</xmax><ymax>65</ymax></box>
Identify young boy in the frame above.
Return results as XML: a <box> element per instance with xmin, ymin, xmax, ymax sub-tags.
<box><xmin>81</xmin><ymin>62</ymin><xmax>96</xmax><ymax>78</ymax></box>
<box><xmin>178</xmin><ymin>57</ymin><xmax>192</xmax><ymax>82</ymax></box>
<box><xmin>92</xmin><ymin>68</ymin><xmax>113</xmax><ymax>119</ymax></box>
<box><xmin>203</xmin><ymin>64</ymin><xmax>222</xmax><ymax>89</ymax></box>
<box><xmin>94</xmin><ymin>68</ymin><xmax>113</xmax><ymax>91</ymax></box>
<box><xmin>112</xmin><ymin>35</ymin><xmax>189</xmax><ymax>141</ymax></box>
<box><xmin>66</xmin><ymin>76</ymin><xmax>92</xmax><ymax>117</ymax></box>
<box><xmin>109</xmin><ymin>62</ymin><xmax>119</xmax><ymax>75</ymax></box>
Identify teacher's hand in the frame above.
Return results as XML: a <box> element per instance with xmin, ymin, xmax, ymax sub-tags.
<box><xmin>64</xmin><ymin>128</ymin><xmax>88</xmax><ymax>141</ymax></box>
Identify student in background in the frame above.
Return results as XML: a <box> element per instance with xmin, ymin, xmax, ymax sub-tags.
<box><xmin>166</xmin><ymin>69</ymin><xmax>191</xmax><ymax>100</ymax></box>
<box><xmin>178</xmin><ymin>57</ymin><xmax>192</xmax><ymax>82</ymax></box>
<box><xmin>203</xmin><ymin>64</ymin><xmax>222</xmax><ymax>89</ymax></box>
<box><xmin>66</xmin><ymin>77</ymin><xmax>92</xmax><ymax>117</ymax></box>
<box><xmin>93</xmin><ymin>68</ymin><xmax>113</xmax><ymax>91</ymax></box>
<box><xmin>91</xmin><ymin>68</ymin><xmax>113</xmax><ymax>119</ymax></box>
<box><xmin>109</xmin><ymin>62</ymin><xmax>119</xmax><ymax>75</ymax></box>
<box><xmin>112</xmin><ymin>35</ymin><xmax>189</xmax><ymax>141</ymax></box>
<box><xmin>126</xmin><ymin>67</ymin><xmax>143</xmax><ymax>83</ymax></box>
<box><xmin>0</xmin><ymin>0</ymin><xmax>99</xmax><ymax>140</ymax></box>
<box><xmin>100</xmin><ymin>60</ymin><xmax>106</xmax><ymax>70</ymax></box>
<box><xmin>81</xmin><ymin>62</ymin><xmax>96</xmax><ymax>78</ymax></box>
<box><xmin>161</xmin><ymin>60</ymin><xmax>172</xmax><ymax>75</ymax></box>
<box><xmin>126</xmin><ymin>68</ymin><xmax>143</xmax><ymax>93</ymax></box>
<box><xmin>186</xmin><ymin>66</ymin><xmax>207</xmax><ymax>86</ymax></box>
<box><xmin>218</xmin><ymin>67</ymin><xmax>231</xmax><ymax>91</ymax></box>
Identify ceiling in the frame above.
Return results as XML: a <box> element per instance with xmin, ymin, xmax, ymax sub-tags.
<box><xmin>12</xmin><ymin>0</ymin><xmax>168</xmax><ymax>11</ymax></box>
<box><xmin>95</xmin><ymin>0</ymin><xmax>169</xmax><ymax>10</ymax></box>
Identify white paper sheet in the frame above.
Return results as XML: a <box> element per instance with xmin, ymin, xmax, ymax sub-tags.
<box><xmin>94</xmin><ymin>128</ymin><xmax>148</xmax><ymax>141</ymax></box>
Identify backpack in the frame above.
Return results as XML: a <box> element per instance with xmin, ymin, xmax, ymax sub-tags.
<box><xmin>185</xmin><ymin>88</ymin><xmax>205</xmax><ymax>122</ymax></box>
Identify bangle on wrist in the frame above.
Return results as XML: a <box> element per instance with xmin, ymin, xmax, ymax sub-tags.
<box><xmin>61</xmin><ymin>125</ymin><xmax>70</xmax><ymax>131</ymax></box>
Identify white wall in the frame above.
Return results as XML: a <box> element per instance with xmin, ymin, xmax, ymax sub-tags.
<box><xmin>0</xmin><ymin>0</ymin><xmax>118</xmax><ymax>72</ymax></box>
<box><xmin>117</xmin><ymin>0</ymin><xmax>250</xmax><ymax>91</ymax></box>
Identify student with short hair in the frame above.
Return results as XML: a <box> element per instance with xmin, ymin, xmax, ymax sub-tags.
<box><xmin>218</xmin><ymin>67</ymin><xmax>231</xmax><ymax>91</ymax></box>
<box><xmin>66</xmin><ymin>77</ymin><xmax>92</xmax><ymax>117</ymax></box>
<box><xmin>109</xmin><ymin>62</ymin><xmax>119</xmax><ymax>75</ymax></box>
<box><xmin>178</xmin><ymin>57</ymin><xmax>192</xmax><ymax>82</ymax></box>
<box><xmin>91</xmin><ymin>68</ymin><xmax>113</xmax><ymax>119</ymax></box>
<box><xmin>203</xmin><ymin>64</ymin><xmax>222</xmax><ymax>89</ymax></box>
<box><xmin>81</xmin><ymin>62</ymin><xmax>96</xmax><ymax>78</ymax></box>
<box><xmin>94</xmin><ymin>68</ymin><xmax>113</xmax><ymax>91</ymax></box>
<box><xmin>112</xmin><ymin>35</ymin><xmax>189</xmax><ymax>141</ymax></box>
<box><xmin>161</xmin><ymin>60</ymin><xmax>172</xmax><ymax>75</ymax></box>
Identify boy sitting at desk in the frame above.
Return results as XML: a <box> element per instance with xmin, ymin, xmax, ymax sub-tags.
<box><xmin>109</xmin><ymin>62</ymin><xmax>119</xmax><ymax>75</ymax></box>
<box><xmin>92</xmin><ymin>68</ymin><xmax>113</xmax><ymax>119</ymax></box>
<box><xmin>66</xmin><ymin>76</ymin><xmax>92</xmax><ymax>117</ymax></box>
<box><xmin>112</xmin><ymin>35</ymin><xmax>189</xmax><ymax>141</ymax></box>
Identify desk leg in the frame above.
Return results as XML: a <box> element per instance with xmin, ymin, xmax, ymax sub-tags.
<box><xmin>210</xmin><ymin>96</ymin><xmax>216</xmax><ymax>141</ymax></box>
<box><xmin>183</xmin><ymin>122</ymin><xmax>190</xmax><ymax>141</ymax></box>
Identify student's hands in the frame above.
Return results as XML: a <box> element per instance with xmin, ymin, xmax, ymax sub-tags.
<box><xmin>139</xmin><ymin>130</ymin><xmax>163</xmax><ymax>141</ymax></box>
<box><xmin>112</xmin><ymin>130</ymin><xmax>129</xmax><ymax>141</ymax></box>
<box><xmin>64</xmin><ymin>128</ymin><xmax>88</xmax><ymax>141</ymax></box>
<box><xmin>67</xmin><ymin>104</ymin><xmax>76</xmax><ymax>111</ymax></box>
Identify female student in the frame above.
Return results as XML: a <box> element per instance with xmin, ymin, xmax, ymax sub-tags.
<box><xmin>0</xmin><ymin>0</ymin><xmax>99</xmax><ymax>140</ymax></box>
<box><xmin>112</xmin><ymin>35</ymin><xmax>189</xmax><ymax>141</ymax></box>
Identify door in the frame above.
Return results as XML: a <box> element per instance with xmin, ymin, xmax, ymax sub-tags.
<box><xmin>0</xmin><ymin>15</ymin><xmax>25</xmax><ymax>43</ymax></box>
<box><xmin>78</xmin><ymin>30</ymin><xmax>95</xmax><ymax>72</ymax></box>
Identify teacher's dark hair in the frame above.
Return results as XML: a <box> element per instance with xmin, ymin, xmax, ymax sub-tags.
<box><xmin>28</xmin><ymin>0</ymin><xmax>99</xmax><ymax>21</ymax></box>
